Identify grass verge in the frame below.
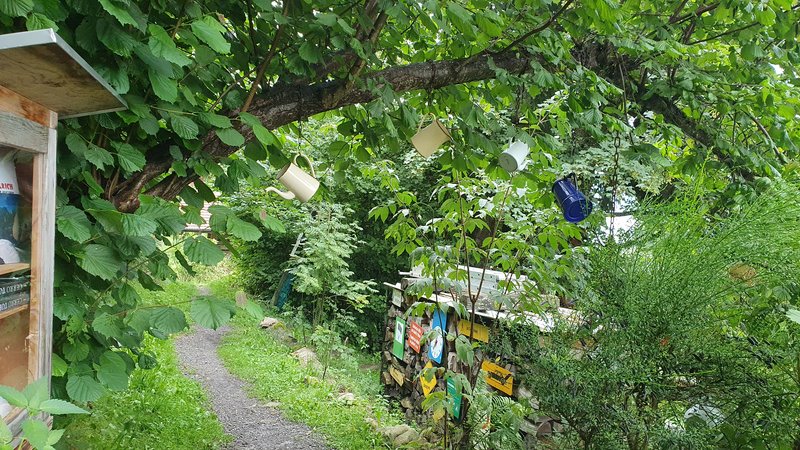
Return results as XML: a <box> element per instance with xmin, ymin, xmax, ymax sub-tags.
<box><xmin>217</xmin><ymin>313</ymin><xmax>405</xmax><ymax>450</ymax></box>
<box><xmin>58</xmin><ymin>282</ymin><xmax>230</xmax><ymax>450</ymax></box>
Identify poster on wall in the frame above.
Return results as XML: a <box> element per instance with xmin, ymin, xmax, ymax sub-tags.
<box><xmin>392</xmin><ymin>318</ymin><xmax>406</xmax><ymax>359</ymax></box>
<box><xmin>447</xmin><ymin>378</ymin><xmax>462</xmax><ymax>419</ymax></box>
<box><xmin>421</xmin><ymin>361</ymin><xmax>436</xmax><ymax>397</ymax></box>
<box><xmin>407</xmin><ymin>321</ymin><xmax>423</xmax><ymax>353</ymax></box>
<box><xmin>481</xmin><ymin>360</ymin><xmax>514</xmax><ymax>396</ymax></box>
<box><xmin>428</xmin><ymin>309</ymin><xmax>447</xmax><ymax>364</ymax></box>
<box><xmin>457</xmin><ymin>320</ymin><xmax>490</xmax><ymax>343</ymax></box>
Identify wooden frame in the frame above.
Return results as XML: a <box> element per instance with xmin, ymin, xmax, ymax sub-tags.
<box><xmin>0</xmin><ymin>29</ymin><xmax>125</xmax><ymax>444</ymax></box>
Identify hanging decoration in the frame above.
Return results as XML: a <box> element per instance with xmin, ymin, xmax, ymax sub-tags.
<box><xmin>265</xmin><ymin>153</ymin><xmax>319</xmax><ymax>202</ymax></box>
<box><xmin>411</xmin><ymin>114</ymin><xmax>451</xmax><ymax>157</ymax></box>
<box><xmin>552</xmin><ymin>173</ymin><xmax>592</xmax><ymax>223</ymax></box>
<box><xmin>498</xmin><ymin>141</ymin><xmax>530</xmax><ymax>173</ymax></box>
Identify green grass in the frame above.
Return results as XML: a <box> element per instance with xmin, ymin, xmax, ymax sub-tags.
<box><xmin>58</xmin><ymin>281</ymin><xmax>230</xmax><ymax>450</ymax></box>
<box><xmin>217</xmin><ymin>313</ymin><xmax>405</xmax><ymax>450</ymax></box>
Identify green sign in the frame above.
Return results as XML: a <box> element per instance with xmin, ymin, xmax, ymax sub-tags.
<box><xmin>447</xmin><ymin>378</ymin><xmax>462</xmax><ymax>419</ymax></box>
<box><xmin>392</xmin><ymin>318</ymin><xmax>406</xmax><ymax>359</ymax></box>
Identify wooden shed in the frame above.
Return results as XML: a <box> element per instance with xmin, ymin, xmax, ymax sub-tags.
<box><xmin>0</xmin><ymin>29</ymin><xmax>125</xmax><ymax>440</ymax></box>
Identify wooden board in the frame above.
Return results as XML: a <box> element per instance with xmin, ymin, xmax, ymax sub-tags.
<box><xmin>0</xmin><ymin>85</ymin><xmax>53</xmax><ymax>128</ymax></box>
<box><xmin>0</xmin><ymin>111</ymin><xmax>48</xmax><ymax>153</ymax></box>
<box><xmin>0</xmin><ymin>263</ymin><xmax>31</xmax><ymax>276</ymax></box>
<box><xmin>482</xmin><ymin>360</ymin><xmax>514</xmax><ymax>396</ymax></box>
<box><xmin>0</xmin><ymin>29</ymin><xmax>125</xmax><ymax>118</ymax></box>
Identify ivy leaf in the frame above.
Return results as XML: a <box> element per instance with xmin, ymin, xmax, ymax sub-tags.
<box><xmin>170</xmin><ymin>114</ymin><xmax>199</xmax><ymax>140</ymax></box>
<box><xmin>66</xmin><ymin>375</ymin><xmax>104</xmax><ymax>403</ymax></box>
<box><xmin>184</xmin><ymin>236</ymin><xmax>225</xmax><ymax>265</ymax></box>
<box><xmin>148</xmin><ymin>24</ymin><xmax>192</xmax><ymax>66</ymax></box>
<box><xmin>190</xmin><ymin>296</ymin><xmax>235</xmax><ymax>330</ymax></box>
<box><xmin>98</xmin><ymin>0</ymin><xmax>141</xmax><ymax>30</ymax></box>
<box><xmin>0</xmin><ymin>0</ymin><xmax>33</xmax><ymax>17</ymax></box>
<box><xmin>78</xmin><ymin>244</ymin><xmax>122</xmax><ymax>281</ymax></box>
<box><xmin>38</xmin><ymin>399</ymin><xmax>89</xmax><ymax>415</ymax></box>
<box><xmin>226</xmin><ymin>215</ymin><xmax>262</xmax><ymax>241</ymax></box>
<box><xmin>191</xmin><ymin>16</ymin><xmax>231</xmax><ymax>54</ymax></box>
<box><xmin>150</xmin><ymin>307</ymin><xmax>187</xmax><ymax>334</ymax></box>
<box><xmin>96</xmin><ymin>351</ymin><xmax>129</xmax><ymax>391</ymax></box>
<box><xmin>216</xmin><ymin>128</ymin><xmax>246</xmax><ymax>147</ymax></box>
<box><xmin>57</xmin><ymin>205</ymin><xmax>92</xmax><ymax>243</ymax></box>
<box><xmin>149</xmin><ymin>69</ymin><xmax>178</xmax><ymax>102</ymax></box>
<box><xmin>113</xmin><ymin>142</ymin><xmax>146</xmax><ymax>173</ymax></box>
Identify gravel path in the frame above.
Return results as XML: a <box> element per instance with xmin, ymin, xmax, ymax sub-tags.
<box><xmin>175</xmin><ymin>321</ymin><xmax>328</xmax><ymax>449</ymax></box>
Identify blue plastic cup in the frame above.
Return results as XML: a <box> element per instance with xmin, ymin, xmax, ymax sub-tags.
<box><xmin>552</xmin><ymin>176</ymin><xmax>592</xmax><ymax>223</ymax></box>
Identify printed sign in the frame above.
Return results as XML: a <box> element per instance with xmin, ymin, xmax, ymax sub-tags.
<box><xmin>420</xmin><ymin>362</ymin><xmax>436</xmax><ymax>397</ymax></box>
<box><xmin>447</xmin><ymin>378</ymin><xmax>462</xmax><ymax>419</ymax></box>
<box><xmin>428</xmin><ymin>309</ymin><xmax>447</xmax><ymax>364</ymax></box>
<box><xmin>481</xmin><ymin>360</ymin><xmax>514</xmax><ymax>396</ymax></box>
<box><xmin>392</xmin><ymin>318</ymin><xmax>406</xmax><ymax>359</ymax></box>
<box><xmin>389</xmin><ymin>366</ymin><xmax>405</xmax><ymax>386</ymax></box>
<box><xmin>391</xmin><ymin>289</ymin><xmax>403</xmax><ymax>307</ymax></box>
<box><xmin>458</xmin><ymin>320</ymin><xmax>490</xmax><ymax>343</ymax></box>
<box><xmin>407</xmin><ymin>321</ymin><xmax>423</xmax><ymax>353</ymax></box>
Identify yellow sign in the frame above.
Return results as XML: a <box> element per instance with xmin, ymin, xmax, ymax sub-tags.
<box><xmin>458</xmin><ymin>320</ymin><xmax>490</xmax><ymax>343</ymax></box>
<box><xmin>481</xmin><ymin>360</ymin><xmax>513</xmax><ymax>396</ymax></box>
<box><xmin>420</xmin><ymin>362</ymin><xmax>437</xmax><ymax>397</ymax></box>
<box><xmin>389</xmin><ymin>366</ymin><xmax>405</xmax><ymax>386</ymax></box>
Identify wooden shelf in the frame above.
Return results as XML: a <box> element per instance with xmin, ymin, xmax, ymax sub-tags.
<box><xmin>0</xmin><ymin>303</ymin><xmax>28</xmax><ymax>320</ymax></box>
<box><xmin>0</xmin><ymin>263</ymin><xmax>30</xmax><ymax>276</ymax></box>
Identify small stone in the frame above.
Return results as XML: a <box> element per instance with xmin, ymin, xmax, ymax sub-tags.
<box><xmin>377</xmin><ymin>425</ymin><xmax>420</xmax><ymax>446</ymax></box>
<box><xmin>291</xmin><ymin>347</ymin><xmax>318</xmax><ymax>366</ymax></box>
<box><xmin>336</xmin><ymin>392</ymin><xmax>356</xmax><ymax>405</ymax></box>
<box><xmin>260</xmin><ymin>317</ymin><xmax>279</xmax><ymax>328</ymax></box>
<box><xmin>264</xmin><ymin>402</ymin><xmax>281</xmax><ymax>408</ymax></box>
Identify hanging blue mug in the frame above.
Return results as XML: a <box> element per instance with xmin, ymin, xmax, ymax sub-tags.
<box><xmin>552</xmin><ymin>174</ymin><xmax>592</xmax><ymax>223</ymax></box>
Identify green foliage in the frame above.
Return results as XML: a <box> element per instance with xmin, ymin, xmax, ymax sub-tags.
<box><xmin>520</xmin><ymin>182</ymin><xmax>800</xmax><ymax>449</ymax></box>
<box><xmin>0</xmin><ymin>378</ymin><xmax>87</xmax><ymax>450</ymax></box>
<box><xmin>59</xmin><ymin>334</ymin><xmax>229</xmax><ymax>449</ymax></box>
<box><xmin>218</xmin><ymin>314</ymin><xmax>404</xmax><ymax>450</ymax></box>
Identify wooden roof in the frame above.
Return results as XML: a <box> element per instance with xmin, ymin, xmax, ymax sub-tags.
<box><xmin>0</xmin><ymin>29</ymin><xmax>126</xmax><ymax>118</ymax></box>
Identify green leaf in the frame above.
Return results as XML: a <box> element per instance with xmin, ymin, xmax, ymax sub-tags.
<box><xmin>63</xmin><ymin>340</ymin><xmax>89</xmax><ymax>362</ymax></box>
<box><xmin>148</xmin><ymin>24</ymin><xmax>192</xmax><ymax>66</ymax></box>
<box><xmin>190</xmin><ymin>296</ymin><xmax>235</xmax><ymax>330</ymax></box>
<box><xmin>57</xmin><ymin>205</ymin><xmax>92</xmax><ymax>243</ymax></box>
<box><xmin>98</xmin><ymin>0</ymin><xmax>141</xmax><ymax>30</ymax></box>
<box><xmin>316</xmin><ymin>12</ymin><xmax>338</xmax><ymax>26</ymax></box>
<box><xmin>92</xmin><ymin>313</ymin><xmax>122</xmax><ymax>340</ymax></box>
<box><xmin>26</xmin><ymin>12</ymin><xmax>57</xmax><ymax>31</ymax></box>
<box><xmin>241</xmin><ymin>299</ymin><xmax>264</xmax><ymax>319</ymax></box>
<box><xmin>150</xmin><ymin>307</ymin><xmax>187</xmax><ymax>334</ymax></box>
<box><xmin>184</xmin><ymin>236</ymin><xmax>224</xmax><ymax>265</ymax></box>
<box><xmin>298</xmin><ymin>41</ymin><xmax>322</xmax><ymax>63</ymax></box>
<box><xmin>149</xmin><ymin>70</ymin><xmax>178</xmax><ymax>102</ymax></box>
<box><xmin>216</xmin><ymin>128</ymin><xmax>246</xmax><ymax>147</ymax></box>
<box><xmin>0</xmin><ymin>385</ymin><xmax>26</xmax><ymax>408</ymax></box>
<box><xmin>51</xmin><ymin>354</ymin><xmax>68</xmax><ymax>377</ymax></box>
<box><xmin>261</xmin><ymin>215</ymin><xmax>286</xmax><ymax>233</ymax></box>
<box><xmin>0</xmin><ymin>419</ymin><xmax>11</xmax><ymax>445</ymax></box>
<box><xmin>113</xmin><ymin>142</ymin><xmax>146</xmax><ymax>173</ymax></box>
<box><xmin>78</xmin><ymin>244</ymin><xmax>122</xmax><ymax>281</ymax></box>
<box><xmin>21</xmin><ymin>419</ymin><xmax>49</xmax><ymax>449</ymax></box>
<box><xmin>787</xmin><ymin>308</ymin><xmax>800</xmax><ymax>325</ymax></box>
<box><xmin>226</xmin><ymin>216</ymin><xmax>262</xmax><ymax>241</ymax></box>
<box><xmin>22</xmin><ymin>378</ymin><xmax>48</xmax><ymax>410</ymax></box>
<box><xmin>0</xmin><ymin>0</ymin><xmax>33</xmax><ymax>17</ymax></box>
<box><xmin>170</xmin><ymin>114</ymin><xmax>199</xmax><ymax>140</ymax></box>
<box><xmin>96</xmin><ymin>352</ymin><xmax>129</xmax><ymax>391</ymax></box>
<box><xmin>47</xmin><ymin>428</ymin><xmax>65</xmax><ymax>446</ymax></box>
<box><xmin>96</xmin><ymin>18</ymin><xmax>138</xmax><ymax>57</ymax></box>
<box><xmin>65</xmin><ymin>133</ymin><xmax>88</xmax><ymax>155</ymax></box>
<box><xmin>244</xmin><ymin>141</ymin><xmax>267</xmax><ymax>160</ymax></box>
<box><xmin>199</xmin><ymin>112</ymin><xmax>233</xmax><ymax>128</ymax></box>
<box><xmin>66</xmin><ymin>375</ymin><xmax>104</xmax><ymax>403</ymax></box>
<box><xmin>140</xmin><ymin>117</ymin><xmax>160</xmax><ymax>135</ymax></box>
<box><xmin>190</xmin><ymin>16</ymin><xmax>231</xmax><ymax>54</ymax></box>
<box><xmin>38</xmin><ymin>399</ymin><xmax>89</xmax><ymax>415</ymax></box>
<box><xmin>240</xmin><ymin>112</ymin><xmax>277</xmax><ymax>147</ymax></box>
<box><xmin>85</xmin><ymin>144</ymin><xmax>114</xmax><ymax>170</ymax></box>
<box><xmin>121</xmin><ymin>214</ymin><xmax>158</xmax><ymax>236</ymax></box>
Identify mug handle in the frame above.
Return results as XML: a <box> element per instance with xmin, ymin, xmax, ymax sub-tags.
<box><xmin>417</xmin><ymin>113</ymin><xmax>435</xmax><ymax>133</ymax></box>
<box><xmin>293</xmin><ymin>153</ymin><xmax>316</xmax><ymax>178</ymax></box>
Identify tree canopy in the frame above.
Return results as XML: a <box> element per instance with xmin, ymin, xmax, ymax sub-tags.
<box><xmin>1</xmin><ymin>0</ymin><xmax>798</xmax><ymax>402</ymax></box>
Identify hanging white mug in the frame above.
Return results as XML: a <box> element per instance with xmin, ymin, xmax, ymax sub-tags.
<box><xmin>411</xmin><ymin>114</ymin><xmax>451</xmax><ymax>157</ymax></box>
<box><xmin>265</xmin><ymin>154</ymin><xmax>319</xmax><ymax>202</ymax></box>
<box><xmin>498</xmin><ymin>140</ymin><xmax>530</xmax><ymax>173</ymax></box>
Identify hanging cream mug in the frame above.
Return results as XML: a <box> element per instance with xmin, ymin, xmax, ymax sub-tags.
<box><xmin>265</xmin><ymin>154</ymin><xmax>319</xmax><ymax>202</ymax></box>
<box><xmin>411</xmin><ymin>114</ymin><xmax>451</xmax><ymax>157</ymax></box>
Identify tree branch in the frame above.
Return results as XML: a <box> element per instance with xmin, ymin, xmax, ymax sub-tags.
<box><xmin>493</xmin><ymin>0</ymin><xmax>575</xmax><ymax>55</ymax></box>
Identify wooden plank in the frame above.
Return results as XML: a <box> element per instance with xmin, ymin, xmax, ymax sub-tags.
<box><xmin>0</xmin><ymin>30</ymin><xmax>125</xmax><ymax>118</ymax></box>
<box><xmin>0</xmin><ymin>111</ymin><xmax>48</xmax><ymax>153</ymax></box>
<box><xmin>0</xmin><ymin>303</ymin><xmax>28</xmax><ymax>320</ymax></box>
<box><xmin>0</xmin><ymin>85</ymin><xmax>53</xmax><ymax>128</ymax></box>
<box><xmin>0</xmin><ymin>263</ymin><xmax>31</xmax><ymax>276</ymax></box>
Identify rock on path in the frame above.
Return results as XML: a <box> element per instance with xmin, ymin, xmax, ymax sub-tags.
<box><xmin>175</xmin><ymin>324</ymin><xmax>328</xmax><ymax>449</ymax></box>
